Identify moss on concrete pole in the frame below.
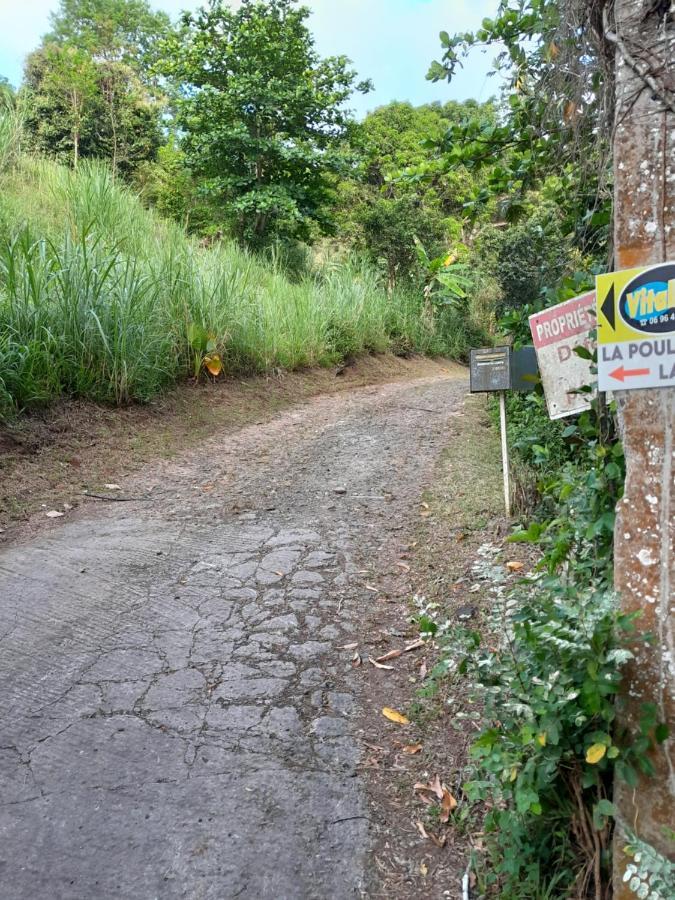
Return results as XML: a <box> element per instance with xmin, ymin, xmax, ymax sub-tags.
<box><xmin>610</xmin><ymin>0</ymin><xmax>675</xmax><ymax>891</ymax></box>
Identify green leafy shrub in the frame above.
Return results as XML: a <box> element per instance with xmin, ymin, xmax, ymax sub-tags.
<box><xmin>427</xmin><ymin>575</ymin><xmax>646</xmax><ymax>897</ymax></box>
<box><xmin>476</xmin><ymin>206</ymin><xmax>570</xmax><ymax>316</ymax></box>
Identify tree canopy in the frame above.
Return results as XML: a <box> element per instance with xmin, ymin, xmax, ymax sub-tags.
<box><xmin>158</xmin><ymin>0</ymin><xmax>372</xmax><ymax>248</ymax></box>
<box><xmin>22</xmin><ymin>0</ymin><xmax>166</xmax><ymax>174</ymax></box>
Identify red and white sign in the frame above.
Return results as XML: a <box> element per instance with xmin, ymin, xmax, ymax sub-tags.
<box><xmin>529</xmin><ymin>292</ymin><xmax>596</xmax><ymax>419</ymax></box>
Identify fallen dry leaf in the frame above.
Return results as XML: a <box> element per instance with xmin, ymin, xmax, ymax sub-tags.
<box><xmin>416</xmin><ymin>821</ymin><xmax>445</xmax><ymax>847</ymax></box>
<box><xmin>440</xmin><ymin>788</ymin><xmax>458</xmax><ymax>822</ymax></box>
<box><xmin>364</xmin><ymin>584</ymin><xmax>379</xmax><ymax>593</ymax></box>
<box><xmin>419</xmin><ymin>660</ymin><xmax>428</xmax><ymax>680</ymax></box>
<box><xmin>273</xmin><ymin>570</ymin><xmax>285</xmax><ymax>577</ymax></box>
<box><xmin>396</xmin><ymin>561</ymin><xmax>411</xmax><ymax>572</ymax></box>
<box><xmin>402</xmin><ymin>744</ymin><xmax>423</xmax><ymax>755</ymax></box>
<box><xmin>414</xmin><ymin>774</ymin><xmax>444</xmax><ymax>801</ymax></box>
<box><xmin>421</xmin><ymin>501</ymin><xmax>430</xmax><ymax>510</ymax></box>
<box><xmin>340</xmin><ymin>642</ymin><xmax>359</xmax><ymax>650</ymax></box>
<box><xmin>382</xmin><ymin>707</ymin><xmax>410</xmax><ymax>725</ymax></box>
<box><xmin>429</xmin><ymin>774</ymin><xmax>444</xmax><ymax>800</ymax></box>
<box><xmin>45</xmin><ymin>510</ymin><xmax>65</xmax><ymax>518</ymax></box>
<box><xmin>368</xmin><ymin>657</ymin><xmax>394</xmax><ymax>670</ymax></box>
<box><xmin>375</xmin><ymin>639</ymin><xmax>424</xmax><ymax>664</ymax></box>
<box><xmin>506</xmin><ymin>560</ymin><xmax>525</xmax><ymax>571</ymax></box>
<box><xmin>352</xmin><ymin>652</ymin><xmax>362</xmax><ymax>667</ymax></box>
<box><xmin>420</xmin><ymin>862</ymin><xmax>428</xmax><ymax>877</ymax></box>
<box><xmin>104</xmin><ymin>483</ymin><xmax>121</xmax><ymax>491</ymax></box>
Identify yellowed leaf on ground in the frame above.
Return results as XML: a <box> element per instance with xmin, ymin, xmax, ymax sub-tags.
<box><xmin>420</xmin><ymin>862</ymin><xmax>428</xmax><ymax>876</ymax></box>
<box><xmin>204</xmin><ymin>354</ymin><xmax>223</xmax><ymax>376</ymax></box>
<box><xmin>586</xmin><ymin>743</ymin><xmax>607</xmax><ymax>764</ymax></box>
<box><xmin>537</xmin><ymin>732</ymin><xmax>547</xmax><ymax>747</ymax></box>
<box><xmin>506</xmin><ymin>561</ymin><xmax>525</xmax><ymax>571</ymax></box>
<box><xmin>382</xmin><ymin>707</ymin><xmax>410</xmax><ymax>725</ymax></box>
<box><xmin>402</xmin><ymin>744</ymin><xmax>423</xmax><ymax>755</ymax></box>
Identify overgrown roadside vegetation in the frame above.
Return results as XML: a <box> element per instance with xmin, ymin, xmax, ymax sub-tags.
<box><xmin>0</xmin><ymin>136</ymin><xmax>476</xmax><ymax>420</ymax></box>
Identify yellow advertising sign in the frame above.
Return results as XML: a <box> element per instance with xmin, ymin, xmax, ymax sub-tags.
<box><xmin>596</xmin><ymin>263</ymin><xmax>675</xmax><ymax>390</ymax></box>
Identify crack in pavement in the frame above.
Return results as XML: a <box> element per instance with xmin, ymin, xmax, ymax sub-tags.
<box><xmin>0</xmin><ymin>373</ymin><xmax>465</xmax><ymax>899</ymax></box>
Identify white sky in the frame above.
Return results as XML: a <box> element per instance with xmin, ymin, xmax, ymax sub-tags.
<box><xmin>0</xmin><ymin>0</ymin><xmax>501</xmax><ymax>117</ymax></box>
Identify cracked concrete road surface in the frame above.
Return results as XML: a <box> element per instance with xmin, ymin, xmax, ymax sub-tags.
<box><xmin>0</xmin><ymin>370</ymin><xmax>465</xmax><ymax>899</ymax></box>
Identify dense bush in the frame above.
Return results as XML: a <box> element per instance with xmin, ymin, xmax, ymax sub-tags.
<box><xmin>428</xmin><ymin>579</ymin><xmax>635</xmax><ymax>897</ymax></box>
<box><xmin>476</xmin><ymin>206</ymin><xmax>571</xmax><ymax>315</ymax></box>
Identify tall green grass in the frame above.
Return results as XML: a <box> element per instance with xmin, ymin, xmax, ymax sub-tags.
<box><xmin>0</xmin><ymin>114</ymin><xmax>477</xmax><ymax>420</ymax></box>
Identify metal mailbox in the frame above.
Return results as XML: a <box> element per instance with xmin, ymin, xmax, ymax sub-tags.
<box><xmin>469</xmin><ymin>346</ymin><xmax>511</xmax><ymax>393</ymax></box>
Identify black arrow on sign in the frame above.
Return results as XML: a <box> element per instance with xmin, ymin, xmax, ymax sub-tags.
<box><xmin>601</xmin><ymin>282</ymin><xmax>615</xmax><ymax>331</ymax></box>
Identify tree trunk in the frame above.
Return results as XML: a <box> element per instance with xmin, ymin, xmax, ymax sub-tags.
<box><xmin>609</xmin><ymin>0</ymin><xmax>675</xmax><ymax>893</ymax></box>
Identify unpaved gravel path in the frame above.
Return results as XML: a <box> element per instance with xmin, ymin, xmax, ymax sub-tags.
<box><xmin>0</xmin><ymin>370</ymin><xmax>466</xmax><ymax>900</ymax></box>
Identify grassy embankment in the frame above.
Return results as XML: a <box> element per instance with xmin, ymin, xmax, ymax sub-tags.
<box><xmin>0</xmin><ymin>109</ymin><xmax>480</xmax><ymax>421</ymax></box>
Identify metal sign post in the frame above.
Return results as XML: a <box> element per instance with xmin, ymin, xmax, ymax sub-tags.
<box><xmin>469</xmin><ymin>347</ymin><xmax>514</xmax><ymax>517</ymax></box>
<box><xmin>499</xmin><ymin>391</ymin><xmax>511</xmax><ymax>517</ymax></box>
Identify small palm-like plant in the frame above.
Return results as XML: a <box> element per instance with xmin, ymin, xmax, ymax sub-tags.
<box><xmin>187</xmin><ymin>322</ymin><xmax>224</xmax><ymax>379</ymax></box>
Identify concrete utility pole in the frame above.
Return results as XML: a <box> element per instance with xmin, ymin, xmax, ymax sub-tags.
<box><xmin>608</xmin><ymin>0</ymin><xmax>675</xmax><ymax>891</ymax></box>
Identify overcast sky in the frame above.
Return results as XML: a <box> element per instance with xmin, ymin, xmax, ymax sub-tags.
<box><xmin>0</xmin><ymin>0</ymin><xmax>500</xmax><ymax>117</ymax></box>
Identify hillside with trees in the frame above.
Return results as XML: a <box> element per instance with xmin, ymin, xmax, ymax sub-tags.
<box><xmin>0</xmin><ymin>1</ymin><xmax>673</xmax><ymax>897</ymax></box>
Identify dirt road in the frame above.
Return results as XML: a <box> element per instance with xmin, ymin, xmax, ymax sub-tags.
<box><xmin>0</xmin><ymin>369</ymin><xmax>466</xmax><ymax>899</ymax></box>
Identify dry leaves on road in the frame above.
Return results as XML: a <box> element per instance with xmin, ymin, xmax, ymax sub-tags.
<box><xmin>369</xmin><ymin>657</ymin><xmax>395</xmax><ymax>670</ymax></box>
<box><xmin>414</xmin><ymin>774</ymin><xmax>458</xmax><ymax>823</ymax></box>
<box><xmin>401</xmin><ymin>744</ymin><xmax>423</xmax><ymax>755</ymax></box>
<box><xmin>375</xmin><ymin>639</ymin><xmax>424</xmax><ymax>664</ymax></box>
<box><xmin>416</xmin><ymin>820</ymin><xmax>447</xmax><ymax>848</ymax></box>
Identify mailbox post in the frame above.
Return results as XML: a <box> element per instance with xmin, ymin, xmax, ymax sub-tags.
<box><xmin>469</xmin><ymin>346</ymin><xmax>539</xmax><ymax>517</ymax></box>
<box><xmin>469</xmin><ymin>347</ymin><xmax>513</xmax><ymax>516</ymax></box>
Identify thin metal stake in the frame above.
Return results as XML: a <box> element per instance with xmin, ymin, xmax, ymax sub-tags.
<box><xmin>499</xmin><ymin>391</ymin><xmax>511</xmax><ymax>517</ymax></box>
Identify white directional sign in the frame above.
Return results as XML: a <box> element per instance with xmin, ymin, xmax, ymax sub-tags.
<box><xmin>596</xmin><ymin>263</ymin><xmax>675</xmax><ymax>391</ymax></box>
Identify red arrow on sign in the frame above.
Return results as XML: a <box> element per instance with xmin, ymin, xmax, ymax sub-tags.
<box><xmin>609</xmin><ymin>366</ymin><xmax>651</xmax><ymax>382</ymax></box>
